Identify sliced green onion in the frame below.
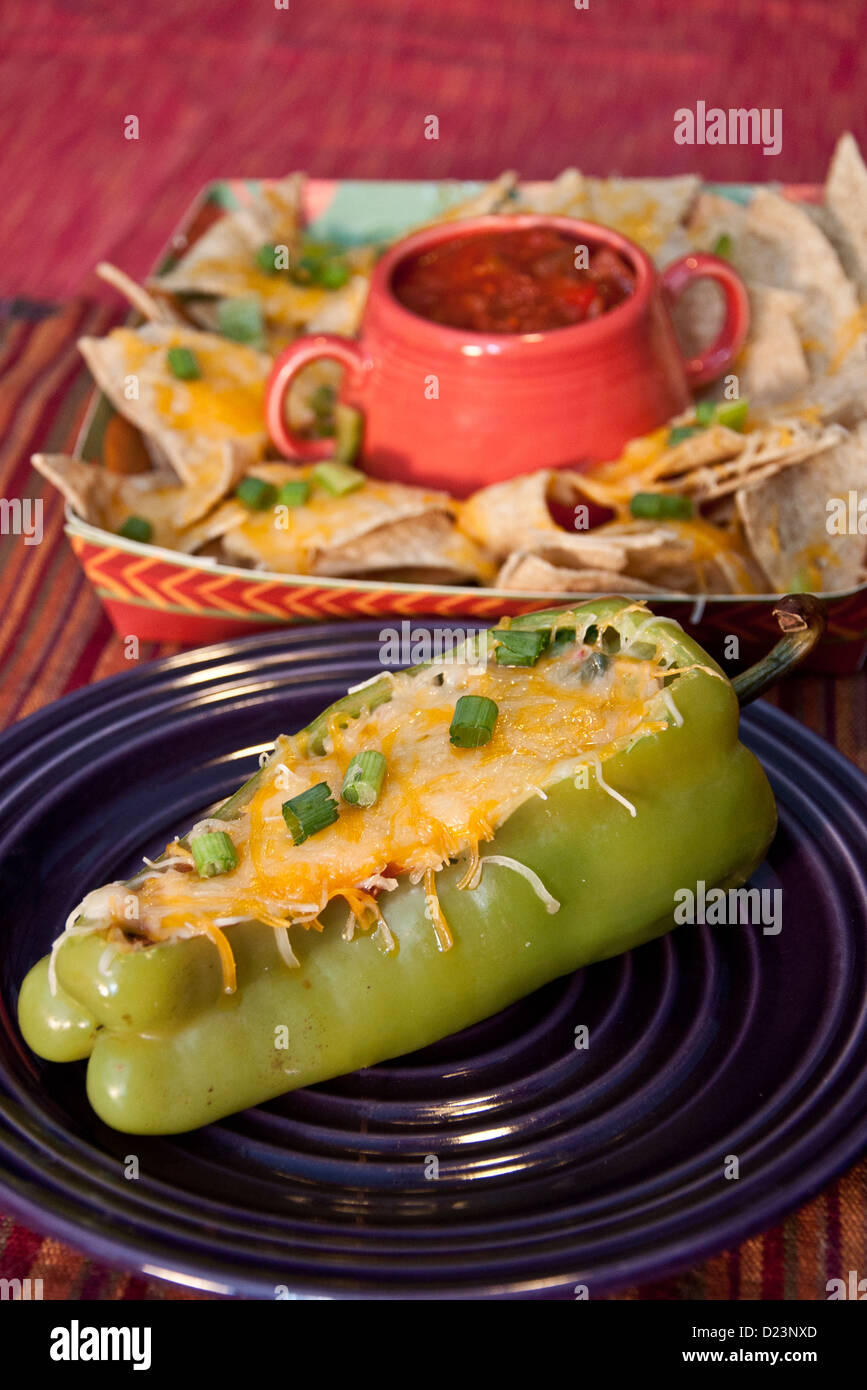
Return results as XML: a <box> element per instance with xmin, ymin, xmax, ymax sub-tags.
<box><xmin>493</xmin><ymin>627</ymin><xmax>551</xmax><ymax>666</ymax></box>
<box><xmin>312</xmin><ymin>460</ymin><xmax>365</xmax><ymax>496</ymax></box>
<box><xmin>291</xmin><ymin>241</ymin><xmax>349</xmax><ymax>288</ymax></box>
<box><xmin>166</xmin><ymin>346</ymin><xmax>201</xmax><ymax>380</ymax></box>
<box><xmin>334</xmin><ymin>404</ymin><xmax>363</xmax><ymax>464</ymax></box>
<box><xmin>311</xmin><ymin>417</ymin><xmax>336</xmax><ymax>438</ymax></box>
<box><xmin>190</xmin><ymin>830</ymin><xmax>238</xmax><ymax>879</ymax></box>
<box><xmin>217</xmin><ymin>296</ymin><xmax>265</xmax><ymax>347</ymax></box>
<box><xmin>291</xmin><ymin>256</ymin><xmax>319</xmax><ymax>284</ymax></box>
<box><xmin>667</xmin><ymin>424</ymin><xmax>700</xmax><ymax>446</ymax></box>
<box><xmin>276</xmin><ymin>479</ymin><xmax>311</xmax><ymax>508</ymax></box>
<box><xmin>712</xmin><ymin>233</ymin><xmax>732</xmax><ymax>259</ymax></box>
<box><xmin>694</xmin><ymin>399</ymin><xmax>716</xmax><ymax>427</ymax></box>
<box><xmin>341</xmin><ymin>751</ymin><xmax>387</xmax><ymax>807</ymax></box>
<box><xmin>118</xmin><ymin>516</ymin><xmax>153</xmax><ymax>543</ymax></box>
<box><xmin>449</xmin><ymin>695</ymin><xmax>498</xmax><ymax>748</ymax></box>
<box><xmin>714</xmin><ymin>398</ymin><xmax>749</xmax><ymax>431</ymax></box>
<box><xmin>310</xmin><ymin>384</ymin><xmax>337</xmax><ymax>417</ymax></box>
<box><xmin>319</xmin><ymin>259</ymin><xmax>350</xmax><ymax>289</ymax></box>
<box><xmin>236</xmin><ymin>475</ymin><xmax>278</xmax><ymax>510</ymax></box>
<box><xmin>291</xmin><ymin>242</ymin><xmax>332</xmax><ymax>283</ymax></box>
<box><xmin>630</xmin><ymin>492</ymin><xmax>694</xmax><ymax>521</ymax></box>
<box><xmin>281</xmin><ymin>782</ymin><xmax>339</xmax><ymax>844</ymax></box>
<box><xmin>256</xmin><ymin>243</ymin><xmax>281</xmax><ymax>275</ymax></box>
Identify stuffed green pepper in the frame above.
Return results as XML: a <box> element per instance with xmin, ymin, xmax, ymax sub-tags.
<box><xmin>18</xmin><ymin>596</ymin><xmax>815</xmax><ymax>1134</ymax></box>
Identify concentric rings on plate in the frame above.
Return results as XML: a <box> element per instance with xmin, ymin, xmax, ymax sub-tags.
<box><xmin>0</xmin><ymin>620</ymin><xmax>866</xmax><ymax>1298</ymax></box>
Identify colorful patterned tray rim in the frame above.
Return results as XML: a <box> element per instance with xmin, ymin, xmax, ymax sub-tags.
<box><xmin>63</xmin><ymin>504</ymin><xmax>867</xmax><ymax>607</ymax></box>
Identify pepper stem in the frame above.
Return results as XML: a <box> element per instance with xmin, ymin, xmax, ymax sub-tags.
<box><xmin>732</xmin><ymin>595</ymin><xmax>826</xmax><ymax>706</ymax></box>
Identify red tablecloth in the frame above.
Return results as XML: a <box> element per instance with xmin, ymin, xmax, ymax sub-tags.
<box><xmin>2</xmin><ymin>0</ymin><xmax>867</xmax><ymax>1300</ymax></box>
<box><xmin>3</xmin><ymin>0</ymin><xmax>867</xmax><ymax>302</ymax></box>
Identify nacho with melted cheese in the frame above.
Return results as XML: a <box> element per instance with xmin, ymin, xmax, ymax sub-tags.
<box><xmin>200</xmin><ymin>462</ymin><xmax>493</xmax><ymax>583</ymax></box>
<box><xmin>115</xmin><ymin>618</ymin><xmax>671</xmax><ymax>962</ymax></box>
<box><xmin>31</xmin><ymin>453</ymin><xmax>226</xmax><ymax>554</ymax></box>
<box><xmin>29</xmin><ymin>141</ymin><xmax>867</xmax><ymax>598</ymax></box>
<box><xmin>149</xmin><ymin>175</ymin><xmax>377</xmax><ymax>351</ymax></box>
<box><xmin>78</xmin><ymin>324</ymin><xmax>271</xmax><ymax>523</ymax></box>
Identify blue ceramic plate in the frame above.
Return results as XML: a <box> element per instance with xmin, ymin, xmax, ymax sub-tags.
<box><xmin>1</xmin><ymin>622</ymin><xmax>866</xmax><ymax>1299</ymax></box>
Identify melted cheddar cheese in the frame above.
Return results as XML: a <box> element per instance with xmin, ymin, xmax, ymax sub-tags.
<box><xmin>175</xmin><ymin>258</ymin><xmax>331</xmax><ymax>325</ymax></box>
<box><xmin>113</xmin><ymin>328</ymin><xmax>267</xmax><ymax>442</ymax></box>
<box><xmin>53</xmin><ymin>625</ymin><xmax>694</xmax><ymax>1000</ymax></box>
<box><xmin>221</xmin><ymin>464</ymin><xmax>451</xmax><ymax>574</ymax></box>
<box><xmin>120</xmin><ymin>645</ymin><xmax>668</xmax><ymax>976</ymax></box>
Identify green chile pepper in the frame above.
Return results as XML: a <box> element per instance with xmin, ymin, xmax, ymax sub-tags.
<box><xmin>17</xmin><ymin>597</ymin><xmax>822</xmax><ymax>1134</ymax></box>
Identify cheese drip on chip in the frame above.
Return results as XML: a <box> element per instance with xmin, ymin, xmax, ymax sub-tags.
<box><xmin>61</xmin><ymin>636</ymin><xmax>674</xmax><ymax>991</ymax></box>
<box><xmin>77</xmin><ymin>324</ymin><xmax>272</xmax><ymax>523</ymax></box>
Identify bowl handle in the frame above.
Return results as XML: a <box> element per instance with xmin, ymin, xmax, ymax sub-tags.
<box><xmin>661</xmin><ymin>253</ymin><xmax>750</xmax><ymax>389</ymax></box>
<box><xmin>265</xmin><ymin>335</ymin><xmax>369</xmax><ymax>460</ymax></box>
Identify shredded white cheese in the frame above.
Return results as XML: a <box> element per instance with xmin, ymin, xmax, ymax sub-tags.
<box><xmin>576</xmin><ymin>752</ymin><xmax>637</xmax><ymax>818</ymax></box>
<box><xmin>273</xmin><ymin>926</ymin><xmax>300</xmax><ymax>969</ymax></box>
<box><xmin>189</xmin><ymin>818</ymin><xmax>233</xmax><ymax>840</ymax></box>
<box><xmin>374</xmin><ymin>918</ymin><xmax>397</xmax><ymax>954</ymax></box>
<box><xmin>469</xmin><ymin>855</ymin><xmax>560</xmax><ymax>914</ymax></box>
<box><xmin>623</xmin><ymin>613</ymin><xmax>682</xmax><ymax>654</ymax></box>
<box><xmin>662</xmin><ymin>688</ymin><xmax>684</xmax><ymax>727</ymax></box>
<box><xmin>358</xmin><ymin>874</ymin><xmax>399</xmax><ymax>893</ymax></box>
<box><xmin>347</xmin><ymin>672</ymin><xmax>390</xmax><ymax>696</ymax></box>
<box><xmin>48</xmin><ymin>884</ymin><xmax>127</xmax><ymax>995</ymax></box>
<box><xmin>141</xmin><ymin>854</ymin><xmax>190</xmax><ymax>871</ymax></box>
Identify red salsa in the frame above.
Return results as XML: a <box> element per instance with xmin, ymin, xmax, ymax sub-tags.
<box><xmin>392</xmin><ymin>226</ymin><xmax>636</xmax><ymax>334</ymax></box>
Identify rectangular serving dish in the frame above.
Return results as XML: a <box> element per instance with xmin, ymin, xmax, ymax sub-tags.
<box><xmin>68</xmin><ymin>177</ymin><xmax>867</xmax><ymax>673</ymax></box>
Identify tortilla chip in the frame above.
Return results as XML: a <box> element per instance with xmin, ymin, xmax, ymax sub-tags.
<box><xmin>657</xmin><ymin>424</ymin><xmax>747</xmax><ymax>476</ymax></box>
<box><xmin>517</xmin><ymin>534</ymin><xmax>629</xmax><ymax>571</ymax></box>
<box><xmin>78</xmin><ymin>324</ymin><xmax>270</xmax><ymax>521</ymax></box>
<box><xmin>595</xmin><ymin>518</ymin><xmax>762</xmax><ymax>595</ymax></box>
<box><xmin>668</xmin><ymin>422</ymin><xmax>844</xmax><ymax>503</ymax></box>
<box><xmin>303</xmin><ymin>274</ymin><xmax>370</xmax><ymax>336</ymax></box>
<box><xmin>31</xmin><ymin>453</ymin><xmax>222</xmax><ymax>553</ymax></box>
<box><xmin>279</xmin><ymin>359</ymin><xmax>343</xmax><ymax>436</ymax></box>
<box><xmin>732</xmin><ymin>286</ymin><xmax>810</xmax><ymax>407</ymax></box>
<box><xmin>458</xmin><ymin>469</ymin><xmax>590</xmax><ymax>559</ymax></box>
<box><xmin>825</xmin><ymin>133</ymin><xmax>867</xmax><ymax>304</ymax></box>
<box><xmin>495</xmin><ymin>552</ymin><xmax>666</xmax><ymax>594</ymax></box>
<box><xmin>512</xmin><ymin>170</ymin><xmax>586</xmax><ymax>216</ymax></box>
<box><xmin>729</xmin><ymin>189</ymin><xmax>862</xmax><ymax>371</ymax></box>
<box><xmin>150</xmin><ymin>175</ymin><xmax>307</xmax><ymax>308</ymax></box>
<box><xmin>584</xmin><ymin>175</ymin><xmax>701</xmax><ymax>260</ymax></box>
<box><xmin>212</xmin><ymin>463</ymin><xmax>473</xmax><ymax>577</ymax></box>
<box><xmin>518</xmin><ymin>172</ymin><xmax>699</xmax><ymax>260</ymax></box>
<box><xmin>314</xmin><ymin>511</ymin><xmax>493</xmax><ymax>585</ymax></box>
<box><xmin>96</xmin><ymin>263</ymin><xmax>185</xmax><ymax>325</ymax></box>
<box><xmin>673</xmin><ymin>278</ymin><xmax>809</xmax><ymax>409</ymax></box>
<box><xmin>152</xmin><ymin>181</ymin><xmax>375</xmax><ymax>345</ymax></box>
<box><xmin>423</xmin><ymin>173</ymin><xmax>518</xmax><ymax>226</ymax></box>
<box><xmin>687</xmin><ymin>190</ymin><xmax>748</xmax><ymax>251</ymax></box>
<box><xmin>669</xmin><ymin>276</ymin><xmax>727</xmax><ymax>362</ymax></box>
<box><xmin>736</xmin><ymin>426</ymin><xmax>867</xmax><ymax>592</ymax></box>
<box><xmin>780</xmin><ymin>353</ymin><xmax>867</xmax><ymax>430</ymax></box>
